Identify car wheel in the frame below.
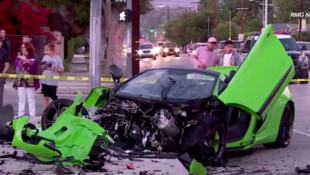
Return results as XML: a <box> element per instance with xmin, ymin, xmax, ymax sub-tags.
<box><xmin>41</xmin><ymin>99</ymin><xmax>89</xmax><ymax>130</ymax></box>
<box><xmin>264</xmin><ymin>104</ymin><xmax>294</xmax><ymax>149</ymax></box>
<box><xmin>162</xmin><ymin>54</ymin><xmax>166</xmax><ymax>57</ymax></box>
<box><xmin>187</xmin><ymin>115</ymin><xmax>226</xmax><ymax>167</ymax></box>
<box><xmin>300</xmin><ymin>70</ymin><xmax>309</xmax><ymax>84</ymax></box>
<box><xmin>152</xmin><ymin>56</ymin><xmax>156</xmax><ymax>60</ymax></box>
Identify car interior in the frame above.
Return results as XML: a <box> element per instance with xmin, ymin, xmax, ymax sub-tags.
<box><xmin>221</xmin><ymin>70</ymin><xmax>252</xmax><ymax>143</ymax></box>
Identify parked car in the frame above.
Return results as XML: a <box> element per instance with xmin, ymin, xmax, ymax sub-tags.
<box><xmin>188</xmin><ymin>42</ymin><xmax>207</xmax><ymax>56</ymax></box>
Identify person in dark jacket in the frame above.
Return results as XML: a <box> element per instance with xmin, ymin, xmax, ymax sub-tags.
<box><xmin>0</xmin><ymin>28</ymin><xmax>11</xmax><ymax>59</ymax></box>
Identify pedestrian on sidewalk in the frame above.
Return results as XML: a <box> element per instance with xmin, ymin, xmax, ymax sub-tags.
<box><xmin>0</xmin><ymin>28</ymin><xmax>11</xmax><ymax>59</ymax></box>
<box><xmin>217</xmin><ymin>40</ymin><xmax>242</xmax><ymax>66</ymax></box>
<box><xmin>13</xmin><ymin>42</ymin><xmax>39</xmax><ymax>117</ymax></box>
<box><xmin>189</xmin><ymin>37</ymin><xmax>218</xmax><ymax>69</ymax></box>
<box><xmin>0</xmin><ymin>39</ymin><xmax>10</xmax><ymax>107</ymax></box>
<box><xmin>40</xmin><ymin>43</ymin><xmax>64</xmax><ymax>107</ymax></box>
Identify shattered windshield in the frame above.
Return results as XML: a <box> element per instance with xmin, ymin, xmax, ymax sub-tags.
<box><xmin>116</xmin><ymin>69</ymin><xmax>218</xmax><ymax>102</ymax></box>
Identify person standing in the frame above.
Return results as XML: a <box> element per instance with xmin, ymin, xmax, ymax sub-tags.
<box><xmin>0</xmin><ymin>28</ymin><xmax>11</xmax><ymax>58</ymax></box>
<box><xmin>40</xmin><ymin>43</ymin><xmax>64</xmax><ymax>107</ymax></box>
<box><xmin>0</xmin><ymin>39</ymin><xmax>10</xmax><ymax>107</ymax></box>
<box><xmin>190</xmin><ymin>37</ymin><xmax>218</xmax><ymax>69</ymax></box>
<box><xmin>13</xmin><ymin>42</ymin><xmax>39</xmax><ymax>117</ymax></box>
<box><xmin>217</xmin><ymin>40</ymin><xmax>242</xmax><ymax>66</ymax></box>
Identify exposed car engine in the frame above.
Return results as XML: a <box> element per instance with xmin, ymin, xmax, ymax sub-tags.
<box><xmin>94</xmin><ymin>99</ymin><xmax>182</xmax><ymax>151</ymax></box>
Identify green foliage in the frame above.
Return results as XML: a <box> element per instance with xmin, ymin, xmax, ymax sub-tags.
<box><xmin>273</xmin><ymin>0</ymin><xmax>309</xmax><ymax>23</ymax></box>
<box><xmin>212</xmin><ymin>22</ymin><xmax>239</xmax><ymax>41</ymax></box>
<box><xmin>164</xmin><ymin>10</ymin><xmax>214</xmax><ymax>45</ymax></box>
<box><xmin>292</xmin><ymin>32</ymin><xmax>310</xmax><ymax>42</ymax></box>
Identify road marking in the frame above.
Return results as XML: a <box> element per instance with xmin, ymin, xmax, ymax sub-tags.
<box><xmin>293</xmin><ymin>129</ymin><xmax>310</xmax><ymax>137</ymax></box>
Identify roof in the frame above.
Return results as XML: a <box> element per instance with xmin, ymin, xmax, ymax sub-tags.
<box><xmin>253</xmin><ymin>34</ymin><xmax>292</xmax><ymax>40</ymax></box>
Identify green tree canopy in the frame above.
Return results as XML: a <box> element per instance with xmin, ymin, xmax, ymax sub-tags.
<box><xmin>212</xmin><ymin>22</ymin><xmax>239</xmax><ymax>41</ymax></box>
<box><xmin>164</xmin><ymin>10</ymin><xmax>214</xmax><ymax>45</ymax></box>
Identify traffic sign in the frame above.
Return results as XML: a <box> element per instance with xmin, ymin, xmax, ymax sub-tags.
<box><xmin>119</xmin><ymin>9</ymin><xmax>132</xmax><ymax>23</ymax></box>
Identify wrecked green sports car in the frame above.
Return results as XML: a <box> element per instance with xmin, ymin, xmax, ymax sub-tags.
<box><xmin>0</xmin><ymin>24</ymin><xmax>295</xmax><ymax>175</ymax></box>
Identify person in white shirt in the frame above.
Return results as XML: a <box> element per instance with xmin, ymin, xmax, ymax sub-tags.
<box><xmin>217</xmin><ymin>40</ymin><xmax>241</xmax><ymax>66</ymax></box>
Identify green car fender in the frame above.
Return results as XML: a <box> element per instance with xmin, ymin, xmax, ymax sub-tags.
<box><xmin>84</xmin><ymin>86</ymin><xmax>110</xmax><ymax>108</ymax></box>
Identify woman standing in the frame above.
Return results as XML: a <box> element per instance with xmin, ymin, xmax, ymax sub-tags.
<box><xmin>13</xmin><ymin>42</ymin><xmax>39</xmax><ymax>117</ymax></box>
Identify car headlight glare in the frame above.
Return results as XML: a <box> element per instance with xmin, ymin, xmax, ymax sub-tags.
<box><xmin>164</xmin><ymin>48</ymin><xmax>168</xmax><ymax>52</ymax></box>
<box><xmin>175</xmin><ymin>48</ymin><xmax>179</xmax><ymax>52</ymax></box>
<box><xmin>138</xmin><ymin>50</ymin><xmax>142</xmax><ymax>54</ymax></box>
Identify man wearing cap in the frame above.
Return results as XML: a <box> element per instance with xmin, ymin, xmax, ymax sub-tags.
<box><xmin>190</xmin><ymin>37</ymin><xmax>218</xmax><ymax>69</ymax></box>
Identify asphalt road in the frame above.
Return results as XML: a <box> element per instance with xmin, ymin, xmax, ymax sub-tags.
<box><xmin>1</xmin><ymin>54</ymin><xmax>310</xmax><ymax>174</ymax></box>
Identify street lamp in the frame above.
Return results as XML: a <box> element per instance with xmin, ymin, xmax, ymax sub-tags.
<box><xmin>249</xmin><ymin>0</ymin><xmax>273</xmax><ymax>28</ymax></box>
<box><xmin>220</xmin><ymin>8</ymin><xmax>232</xmax><ymax>40</ymax></box>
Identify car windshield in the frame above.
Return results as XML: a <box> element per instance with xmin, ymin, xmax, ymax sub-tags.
<box><xmin>219</xmin><ymin>41</ymin><xmax>242</xmax><ymax>49</ymax></box>
<box><xmin>115</xmin><ymin>69</ymin><xmax>218</xmax><ymax>102</ymax></box>
<box><xmin>140</xmin><ymin>44</ymin><xmax>153</xmax><ymax>49</ymax></box>
<box><xmin>165</xmin><ymin>43</ymin><xmax>176</xmax><ymax>47</ymax></box>
<box><xmin>252</xmin><ymin>38</ymin><xmax>300</xmax><ymax>51</ymax></box>
<box><xmin>298</xmin><ymin>42</ymin><xmax>310</xmax><ymax>50</ymax></box>
<box><xmin>157</xmin><ymin>43</ymin><xmax>164</xmax><ymax>46</ymax></box>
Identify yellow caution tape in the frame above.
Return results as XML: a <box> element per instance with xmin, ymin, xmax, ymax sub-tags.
<box><xmin>290</xmin><ymin>79</ymin><xmax>310</xmax><ymax>82</ymax></box>
<box><xmin>0</xmin><ymin>73</ymin><xmax>128</xmax><ymax>82</ymax></box>
<box><xmin>0</xmin><ymin>73</ymin><xmax>309</xmax><ymax>83</ymax></box>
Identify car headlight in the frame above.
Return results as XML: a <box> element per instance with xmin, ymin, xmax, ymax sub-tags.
<box><xmin>298</xmin><ymin>53</ymin><xmax>306</xmax><ymax>61</ymax></box>
<box><xmin>164</xmin><ymin>48</ymin><xmax>168</xmax><ymax>52</ymax></box>
<box><xmin>151</xmin><ymin>49</ymin><xmax>156</xmax><ymax>54</ymax></box>
<box><xmin>175</xmin><ymin>48</ymin><xmax>179</xmax><ymax>52</ymax></box>
<box><xmin>138</xmin><ymin>50</ymin><xmax>142</xmax><ymax>54</ymax></box>
<box><xmin>192</xmin><ymin>51</ymin><xmax>196</xmax><ymax>54</ymax></box>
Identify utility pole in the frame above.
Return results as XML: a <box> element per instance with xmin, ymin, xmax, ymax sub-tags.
<box><xmin>299</xmin><ymin>0</ymin><xmax>303</xmax><ymax>41</ymax></box>
<box><xmin>190</xmin><ymin>2</ymin><xmax>200</xmax><ymax>12</ymax></box>
<box><xmin>264</xmin><ymin>0</ymin><xmax>268</xmax><ymax>28</ymax></box>
<box><xmin>131</xmin><ymin>0</ymin><xmax>140</xmax><ymax>76</ymax></box>
<box><xmin>89</xmin><ymin>0</ymin><xmax>102</xmax><ymax>89</ymax></box>
<box><xmin>236</xmin><ymin>5</ymin><xmax>249</xmax><ymax>34</ymax></box>
<box><xmin>126</xmin><ymin>0</ymin><xmax>132</xmax><ymax>77</ymax></box>
<box><xmin>167</xmin><ymin>6</ymin><xmax>170</xmax><ymax>21</ymax></box>
<box><xmin>207</xmin><ymin>16</ymin><xmax>210</xmax><ymax>38</ymax></box>
<box><xmin>213</xmin><ymin>0</ymin><xmax>216</xmax><ymax>27</ymax></box>
<box><xmin>241</xmin><ymin>0</ymin><xmax>244</xmax><ymax>33</ymax></box>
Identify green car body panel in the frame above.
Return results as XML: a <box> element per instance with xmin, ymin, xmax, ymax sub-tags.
<box><xmin>209</xmin><ymin>24</ymin><xmax>295</xmax><ymax>150</ymax></box>
<box><xmin>12</xmin><ymin>91</ymin><xmax>114</xmax><ymax>164</ymax></box>
<box><xmin>84</xmin><ymin>86</ymin><xmax>110</xmax><ymax>108</ymax></box>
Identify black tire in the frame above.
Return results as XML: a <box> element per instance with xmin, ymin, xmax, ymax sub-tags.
<box><xmin>264</xmin><ymin>104</ymin><xmax>294</xmax><ymax>149</ymax></box>
<box><xmin>152</xmin><ymin>56</ymin><xmax>156</xmax><ymax>60</ymax></box>
<box><xmin>187</xmin><ymin>115</ymin><xmax>227</xmax><ymax>166</ymax></box>
<box><xmin>41</xmin><ymin>99</ymin><xmax>88</xmax><ymax>130</ymax></box>
<box><xmin>162</xmin><ymin>54</ymin><xmax>166</xmax><ymax>57</ymax></box>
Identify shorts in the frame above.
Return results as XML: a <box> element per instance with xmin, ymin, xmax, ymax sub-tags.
<box><xmin>41</xmin><ymin>84</ymin><xmax>58</xmax><ymax>100</ymax></box>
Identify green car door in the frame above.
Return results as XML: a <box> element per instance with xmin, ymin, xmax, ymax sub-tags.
<box><xmin>218</xmin><ymin>24</ymin><xmax>295</xmax><ymax>120</ymax></box>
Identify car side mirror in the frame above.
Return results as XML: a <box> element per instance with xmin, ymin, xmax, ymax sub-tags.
<box><xmin>109</xmin><ymin>64</ymin><xmax>123</xmax><ymax>86</ymax></box>
<box><xmin>301</xmin><ymin>45</ymin><xmax>307</xmax><ymax>50</ymax></box>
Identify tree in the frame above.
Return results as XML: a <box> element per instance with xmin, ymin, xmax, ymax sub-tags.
<box><xmin>164</xmin><ymin>10</ymin><xmax>214</xmax><ymax>45</ymax></box>
<box><xmin>0</xmin><ymin>0</ymin><xmax>51</xmax><ymax>35</ymax></box>
<box><xmin>273</xmin><ymin>0</ymin><xmax>309</xmax><ymax>23</ymax></box>
<box><xmin>212</xmin><ymin>22</ymin><xmax>239</xmax><ymax>41</ymax></box>
<box><xmin>101</xmin><ymin>0</ymin><xmax>153</xmax><ymax>76</ymax></box>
